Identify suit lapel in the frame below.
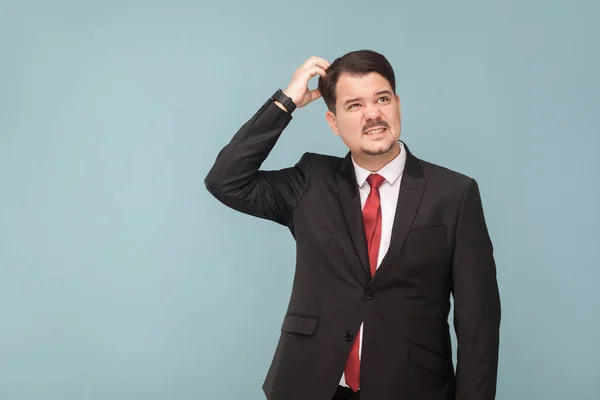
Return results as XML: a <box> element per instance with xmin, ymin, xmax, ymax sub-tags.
<box><xmin>371</xmin><ymin>143</ymin><xmax>427</xmax><ymax>284</ymax></box>
<box><xmin>336</xmin><ymin>154</ymin><xmax>371</xmax><ymax>279</ymax></box>
<box><xmin>335</xmin><ymin>143</ymin><xmax>427</xmax><ymax>283</ymax></box>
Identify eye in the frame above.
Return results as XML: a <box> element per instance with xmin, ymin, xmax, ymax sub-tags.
<box><xmin>378</xmin><ymin>96</ymin><xmax>390</xmax><ymax>103</ymax></box>
<box><xmin>348</xmin><ymin>103</ymin><xmax>360</xmax><ymax>110</ymax></box>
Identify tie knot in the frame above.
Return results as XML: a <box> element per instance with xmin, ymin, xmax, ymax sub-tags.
<box><xmin>367</xmin><ymin>173</ymin><xmax>386</xmax><ymax>190</ymax></box>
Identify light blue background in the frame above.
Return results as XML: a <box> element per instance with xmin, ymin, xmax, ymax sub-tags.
<box><xmin>1</xmin><ymin>1</ymin><xmax>599</xmax><ymax>399</ymax></box>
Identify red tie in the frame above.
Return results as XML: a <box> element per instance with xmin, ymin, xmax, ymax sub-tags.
<box><xmin>344</xmin><ymin>173</ymin><xmax>386</xmax><ymax>392</ymax></box>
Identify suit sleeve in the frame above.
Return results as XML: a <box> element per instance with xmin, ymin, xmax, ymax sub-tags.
<box><xmin>452</xmin><ymin>179</ymin><xmax>501</xmax><ymax>400</ymax></box>
<box><xmin>204</xmin><ymin>98</ymin><xmax>310</xmax><ymax>226</ymax></box>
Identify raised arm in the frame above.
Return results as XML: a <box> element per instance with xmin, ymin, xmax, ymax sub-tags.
<box><xmin>204</xmin><ymin>56</ymin><xmax>330</xmax><ymax>226</ymax></box>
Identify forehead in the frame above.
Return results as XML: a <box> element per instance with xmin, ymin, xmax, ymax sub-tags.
<box><xmin>335</xmin><ymin>72</ymin><xmax>392</xmax><ymax>99</ymax></box>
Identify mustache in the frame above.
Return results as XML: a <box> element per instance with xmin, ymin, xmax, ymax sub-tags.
<box><xmin>362</xmin><ymin>120</ymin><xmax>390</xmax><ymax>133</ymax></box>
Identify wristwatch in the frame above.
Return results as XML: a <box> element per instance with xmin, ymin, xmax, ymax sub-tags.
<box><xmin>271</xmin><ymin>89</ymin><xmax>297</xmax><ymax>113</ymax></box>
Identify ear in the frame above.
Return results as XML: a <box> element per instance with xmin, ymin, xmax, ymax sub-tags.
<box><xmin>325</xmin><ymin>110</ymin><xmax>340</xmax><ymax>136</ymax></box>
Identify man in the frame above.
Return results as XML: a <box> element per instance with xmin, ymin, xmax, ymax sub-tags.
<box><xmin>204</xmin><ymin>50</ymin><xmax>501</xmax><ymax>400</ymax></box>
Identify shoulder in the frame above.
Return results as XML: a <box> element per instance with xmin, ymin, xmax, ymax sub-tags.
<box><xmin>296</xmin><ymin>151</ymin><xmax>345</xmax><ymax>171</ymax></box>
<box><xmin>419</xmin><ymin>158</ymin><xmax>473</xmax><ymax>186</ymax></box>
<box><xmin>410</xmin><ymin>155</ymin><xmax>488</xmax><ymax>217</ymax></box>
<box><xmin>408</xmin><ymin>149</ymin><xmax>478</xmax><ymax>200</ymax></box>
<box><xmin>300</xmin><ymin>151</ymin><xmax>344</xmax><ymax>164</ymax></box>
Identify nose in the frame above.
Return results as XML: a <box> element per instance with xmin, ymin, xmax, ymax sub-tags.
<box><xmin>363</xmin><ymin>102</ymin><xmax>382</xmax><ymax>120</ymax></box>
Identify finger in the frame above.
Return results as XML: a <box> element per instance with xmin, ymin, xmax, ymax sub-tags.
<box><xmin>313</xmin><ymin>59</ymin><xmax>330</xmax><ymax>72</ymax></box>
<box><xmin>304</xmin><ymin>66</ymin><xmax>327</xmax><ymax>79</ymax></box>
<box><xmin>303</xmin><ymin>56</ymin><xmax>330</xmax><ymax>70</ymax></box>
<box><xmin>308</xmin><ymin>57</ymin><xmax>330</xmax><ymax>71</ymax></box>
<box><xmin>308</xmin><ymin>88</ymin><xmax>322</xmax><ymax>102</ymax></box>
<box><xmin>301</xmin><ymin>57</ymin><xmax>316</xmax><ymax>69</ymax></box>
<box><xmin>312</xmin><ymin>56</ymin><xmax>331</xmax><ymax>69</ymax></box>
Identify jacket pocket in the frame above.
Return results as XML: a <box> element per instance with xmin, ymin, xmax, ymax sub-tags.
<box><xmin>410</xmin><ymin>224</ymin><xmax>446</xmax><ymax>232</ymax></box>
<box><xmin>409</xmin><ymin>342</ymin><xmax>450</xmax><ymax>376</ymax></box>
<box><xmin>280</xmin><ymin>313</ymin><xmax>319</xmax><ymax>336</ymax></box>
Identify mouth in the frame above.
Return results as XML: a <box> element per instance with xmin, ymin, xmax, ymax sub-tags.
<box><xmin>363</xmin><ymin>127</ymin><xmax>388</xmax><ymax>136</ymax></box>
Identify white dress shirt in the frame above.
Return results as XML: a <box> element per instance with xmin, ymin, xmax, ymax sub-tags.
<box><xmin>339</xmin><ymin>142</ymin><xmax>407</xmax><ymax>388</ymax></box>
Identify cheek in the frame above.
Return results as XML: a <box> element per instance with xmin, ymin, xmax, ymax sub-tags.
<box><xmin>338</xmin><ymin>115</ymin><xmax>362</xmax><ymax>136</ymax></box>
<box><xmin>340</xmin><ymin>127</ymin><xmax>362</xmax><ymax>145</ymax></box>
<box><xmin>386</xmin><ymin>109</ymin><xmax>401</xmax><ymax>125</ymax></box>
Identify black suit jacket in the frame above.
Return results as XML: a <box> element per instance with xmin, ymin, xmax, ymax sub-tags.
<box><xmin>205</xmin><ymin>97</ymin><xmax>501</xmax><ymax>400</ymax></box>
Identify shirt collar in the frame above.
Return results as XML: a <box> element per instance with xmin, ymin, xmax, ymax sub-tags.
<box><xmin>352</xmin><ymin>142</ymin><xmax>406</xmax><ymax>187</ymax></box>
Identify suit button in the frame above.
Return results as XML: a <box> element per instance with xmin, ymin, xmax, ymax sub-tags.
<box><xmin>344</xmin><ymin>332</ymin><xmax>354</xmax><ymax>341</ymax></box>
<box><xmin>365</xmin><ymin>289</ymin><xmax>374</xmax><ymax>300</ymax></box>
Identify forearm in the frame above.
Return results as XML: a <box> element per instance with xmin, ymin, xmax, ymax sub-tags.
<box><xmin>204</xmin><ymin>56</ymin><xmax>326</xmax><ymax>224</ymax></box>
<box><xmin>454</xmin><ymin>278</ymin><xmax>501</xmax><ymax>399</ymax></box>
<box><xmin>452</xmin><ymin>179</ymin><xmax>501</xmax><ymax>399</ymax></box>
<box><xmin>204</xmin><ymin>98</ymin><xmax>292</xmax><ymax>201</ymax></box>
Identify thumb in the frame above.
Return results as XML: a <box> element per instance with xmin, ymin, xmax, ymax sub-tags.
<box><xmin>308</xmin><ymin>88</ymin><xmax>321</xmax><ymax>103</ymax></box>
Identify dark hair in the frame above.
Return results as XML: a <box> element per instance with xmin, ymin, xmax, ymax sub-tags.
<box><xmin>317</xmin><ymin>49</ymin><xmax>396</xmax><ymax>113</ymax></box>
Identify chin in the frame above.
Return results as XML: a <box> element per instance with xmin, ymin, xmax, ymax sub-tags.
<box><xmin>361</xmin><ymin>140</ymin><xmax>397</xmax><ymax>156</ymax></box>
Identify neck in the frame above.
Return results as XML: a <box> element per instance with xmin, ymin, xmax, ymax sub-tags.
<box><xmin>352</xmin><ymin>142</ymin><xmax>401</xmax><ymax>172</ymax></box>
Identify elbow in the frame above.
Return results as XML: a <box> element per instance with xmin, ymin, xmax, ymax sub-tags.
<box><xmin>204</xmin><ymin>166</ymin><xmax>226</xmax><ymax>199</ymax></box>
<box><xmin>204</xmin><ymin>167</ymin><xmax>246</xmax><ymax>206</ymax></box>
<box><xmin>204</xmin><ymin>174</ymin><xmax>226</xmax><ymax>202</ymax></box>
<box><xmin>204</xmin><ymin>172</ymin><xmax>215</xmax><ymax>193</ymax></box>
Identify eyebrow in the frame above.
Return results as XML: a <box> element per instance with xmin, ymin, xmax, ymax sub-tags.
<box><xmin>343</xmin><ymin>90</ymin><xmax>394</xmax><ymax>106</ymax></box>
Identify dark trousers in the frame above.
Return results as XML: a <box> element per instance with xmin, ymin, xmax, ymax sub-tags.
<box><xmin>332</xmin><ymin>385</ymin><xmax>360</xmax><ymax>400</ymax></box>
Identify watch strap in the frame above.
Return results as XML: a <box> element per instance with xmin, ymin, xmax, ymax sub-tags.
<box><xmin>271</xmin><ymin>89</ymin><xmax>297</xmax><ymax>113</ymax></box>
